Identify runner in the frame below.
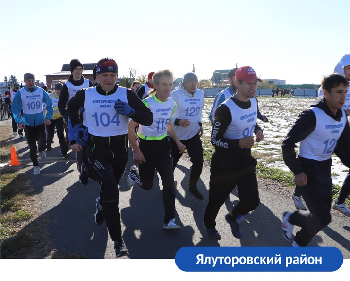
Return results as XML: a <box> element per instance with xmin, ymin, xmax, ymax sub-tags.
<box><xmin>293</xmin><ymin>54</ymin><xmax>350</xmax><ymax>215</ymax></box>
<box><xmin>46</xmin><ymin>83</ymin><xmax>69</xmax><ymax>158</ymax></box>
<box><xmin>281</xmin><ymin>73</ymin><xmax>350</xmax><ymax>247</ymax></box>
<box><xmin>127</xmin><ymin>69</ymin><xmax>186</xmax><ymax>230</ymax></box>
<box><xmin>203</xmin><ymin>66</ymin><xmax>264</xmax><ymax>239</ymax></box>
<box><xmin>169</xmin><ymin>72</ymin><xmax>205</xmax><ymax>200</ymax></box>
<box><xmin>58</xmin><ymin>59</ymin><xmax>93</xmax><ymax>182</ymax></box>
<box><xmin>11</xmin><ymin>73</ymin><xmax>53</xmax><ymax>175</ymax></box>
<box><xmin>68</xmin><ymin>58</ymin><xmax>153</xmax><ymax>258</ymax></box>
<box><xmin>136</xmin><ymin>71</ymin><xmax>154</xmax><ymax>99</ymax></box>
<box><xmin>209</xmin><ymin>68</ymin><xmax>268</xmax><ymax>125</ymax></box>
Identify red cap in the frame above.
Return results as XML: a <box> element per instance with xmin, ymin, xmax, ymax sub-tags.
<box><xmin>148</xmin><ymin>72</ymin><xmax>155</xmax><ymax>80</ymax></box>
<box><xmin>235</xmin><ymin>66</ymin><xmax>262</xmax><ymax>83</ymax></box>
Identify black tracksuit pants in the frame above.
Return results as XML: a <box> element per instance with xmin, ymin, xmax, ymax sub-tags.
<box><xmin>24</xmin><ymin>124</ymin><xmax>46</xmax><ymax>167</ymax></box>
<box><xmin>11</xmin><ymin>111</ymin><xmax>23</xmax><ymax>135</ymax></box>
<box><xmin>170</xmin><ymin>133</ymin><xmax>204</xmax><ymax>189</ymax></box>
<box><xmin>289</xmin><ymin>157</ymin><xmax>333</xmax><ymax>246</ymax></box>
<box><xmin>204</xmin><ymin>150</ymin><xmax>260</xmax><ymax>229</ymax></box>
<box><xmin>138</xmin><ymin>137</ymin><xmax>176</xmax><ymax>224</ymax></box>
<box><xmin>46</xmin><ymin>117</ymin><xmax>67</xmax><ymax>156</ymax></box>
<box><xmin>87</xmin><ymin>156</ymin><xmax>128</xmax><ymax>242</ymax></box>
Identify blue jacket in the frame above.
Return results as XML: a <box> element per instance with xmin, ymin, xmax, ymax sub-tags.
<box><xmin>209</xmin><ymin>86</ymin><xmax>235</xmax><ymax>124</ymax></box>
<box><xmin>12</xmin><ymin>85</ymin><xmax>53</xmax><ymax>126</ymax></box>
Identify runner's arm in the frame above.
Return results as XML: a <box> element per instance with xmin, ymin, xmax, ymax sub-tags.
<box><xmin>167</xmin><ymin>122</ymin><xmax>186</xmax><ymax>153</ymax></box>
<box><xmin>58</xmin><ymin>84</ymin><xmax>69</xmax><ymax>121</ymax></box>
<box><xmin>11</xmin><ymin>92</ymin><xmax>24</xmax><ymax>124</ymax></box>
<box><xmin>136</xmin><ymin>85</ymin><xmax>145</xmax><ymax>100</ymax></box>
<box><xmin>281</xmin><ymin>109</ymin><xmax>316</xmax><ymax>175</ymax></box>
<box><xmin>128</xmin><ymin>119</ymin><xmax>146</xmax><ymax>164</ymax></box>
<box><xmin>67</xmin><ymin>89</ymin><xmax>85</xmax><ymax>127</ymax></box>
<box><xmin>127</xmin><ymin>90</ymin><xmax>153</xmax><ymax>125</ymax></box>
<box><xmin>211</xmin><ymin>104</ymin><xmax>240</xmax><ymax>151</ymax></box>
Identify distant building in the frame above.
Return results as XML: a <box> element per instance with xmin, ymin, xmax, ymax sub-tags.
<box><xmin>173</xmin><ymin>77</ymin><xmax>182</xmax><ymax>89</ymax></box>
<box><xmin>211</xmin><ymin>70</ymin><xmax>230</xmax><ymax>84</ymax></box>
<box><xmin>45</xmin><ymin>63</ymin><xmax>96</xmax><ymax>89</ymax></box>
<box><xmin>266</xmin><ymin>79</ymin><xmax>286</xmax><ymax>85</ymax></box>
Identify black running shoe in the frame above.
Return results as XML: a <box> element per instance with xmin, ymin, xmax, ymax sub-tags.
<box><xmin>79</xmin><ymin>163</ymin><xmax>88</xmax><ymax>185</ymax></box>
<box><xmin>225</xmin><ymin>214</ymin><xmax>242</xmax><ymax>239</ymax></box>
<box><xmin>94</xmin><ymin>197</ymin><xmax>104</xmax><ymax>225</ymax></box>
<box><xmin>189</xmin><ymin>187</ymin><xmax>204</xmax><ymax>200</ymax></box>
<box><xmin>206</xmin><ymin>227</ymin><xmax>221</xmax><ymax>239</ymax></box>
<box><xmin>114</xmin><ymin>239</ymin><xmax>128</xmax><ymax>258</ymax></box>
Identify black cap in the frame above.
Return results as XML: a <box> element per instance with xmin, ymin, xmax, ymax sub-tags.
<box><xmin>70</xmin><ymin>59</ymin><xmax>83</xmax><ymax>73</ymax></box>
<box><xmin>55</xmin><ymin>83</ymin><xmax>63</xmax><ymax>90</ymax></box>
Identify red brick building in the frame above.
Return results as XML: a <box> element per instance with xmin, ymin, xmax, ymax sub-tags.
<box><xmin>45</xmin><ymin>63</ymin><xmax>96</xmax><ymax>89</ymax></box>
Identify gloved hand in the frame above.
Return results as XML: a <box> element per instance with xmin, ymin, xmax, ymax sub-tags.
<box><xmin>114</xmin><ymin>99</ymin><xmax>135</xmax><ymax>117</ymax></box>
<box><xmin>73</xmin><ymin>124</ymin><xmax>88</xmax><ymax>146</ymax></box>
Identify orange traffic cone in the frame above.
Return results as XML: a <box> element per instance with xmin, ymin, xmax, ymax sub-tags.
<box><xmin>11</xmin><ymin>146</ymin><xmax>20</xmax><ymax>166</ymax></box>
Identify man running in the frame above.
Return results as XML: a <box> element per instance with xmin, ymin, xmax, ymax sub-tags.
<box><xmin>204</xmin><ymin>66</ymin><xmax>264</xmax><ymax>239</ymax></box>
<box><xmin>127</xmin><ymin>69</ymin><xmax>186</xmax><ymax>230</ymax></box>
<box><xmin>11</xmin><ymin>73</ymin><xmax>53</xmax><ymax>175</ymax></box>
<box><xmin>292</xmin><ymin>54</ymin><xmax>350</xmax><ymax>215</ymax></box>
<box><xmin>68</xmin><ymin>58</ymin><xmax>153</xmax><ymax>258</ymax></box>
<box><xmin>169</xmin><ymin>72</ymin><xmax>205</xmax><ymax>200</ymax></box>
<box><xmin>281</xmin><ymin>73</ymin><xmax>350</xmax><ymax>247</ymax></box>
<box><xmin>58</xmin><ymin>59</ymin><xmax>93</xmax><ymax>182</ymax></box>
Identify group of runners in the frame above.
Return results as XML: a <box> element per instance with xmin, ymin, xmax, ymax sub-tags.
<box><xmin>6</xmin><ymin>54</ymin><xmax>350</xmax><ymax>258</ymax></box>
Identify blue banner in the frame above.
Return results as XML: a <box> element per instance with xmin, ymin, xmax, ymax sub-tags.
<box><xmin>175</xmin><ymin>247</ymin><xmax>343</xmax><ymax>272</ymax></box>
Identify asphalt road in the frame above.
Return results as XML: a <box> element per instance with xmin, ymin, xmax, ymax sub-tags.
<box><xmin>9</xmin><ymin>125</ymin><xmax>350</xmax><ymax>259</ymax></box>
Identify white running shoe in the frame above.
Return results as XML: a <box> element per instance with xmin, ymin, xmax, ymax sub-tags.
<box><xmin>19</xmin><ymin>134</ymin><xmax>24</xmax><ymax>138</ymax></box>
<box><xmin>163</xmin><ymin>218</ymin><xmax>181</xmax><ymax>230</ymax></box>
<box><xmin>333</xmin><ymin>203</ymin><xmax>350</xmax><ymax>216</ymax></box>
<box><xmin>282</xmin><ymin>211</ymin><xmax>294</xmax><ymax>240</ymax></box>
<box><xmin>39</xmin><ymin>151</ymin><xmax>46</xmax><ymax>162</ymax></box>
<box><xmin>127</xmin><ymin>165</ymin><xmax>140</xmax><ymax>187</ymax></box>
<box><xmin>13</xmin><ymin>132</ymin><xmax>17</xmax><ymax>137</ymax></box>
<box><xmin>292</xmin><ymin>194</ymin><xmax>307</xmax><ymax>210</ymax></box>
<box><xmin>33</xmin><ymin>166</ymin><xmax>40</xmax><ymax>175</ymax></box>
